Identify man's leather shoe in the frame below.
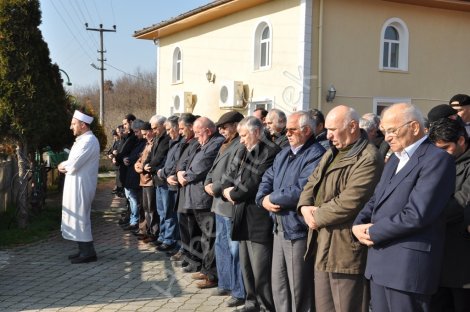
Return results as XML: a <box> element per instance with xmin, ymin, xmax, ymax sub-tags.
<box><xmin>226</xmin><ymin>297</ymin><xmax>245</xmax><ymax>307</ymax></box>
<box><xmin>191</xmin><ymin>272</ymin><xmax>207</xmax><ymax>280</ymax></box>
<box><xmin>70</xmin><ymin>255</ymin><xmax>97</xmax><ymax>264</ymax></box>
<box><xmin>143</xmin><ymin>236</ymin><xmax>156</xmax><ymax>243</ymax></box>
<box><xmin>235</xmin><ymin>306</ymin><xmax>258</xmax><ymax>312</ymax></box>
<box><xmin>196</xmin><ymin>278</ymin><xmax>217</xmax><ymax>289</ymax></box>
<box><xmin>118</xmin><ymin>219</ymin><xmax>128</xmax><ymax>225</ymax></box>
<box><xmin>68</xmin><ymin>252</ymin><xmax>80</xmax><ymax>260</ymax></box>
<box><xmin>122</xmin><ymin>224</ymin><xmax>138</xmax><ymax>231</ymax></box>
<box><xmin>137</xmin><ymin>234</ymin><xmax>149</xmax><ymax>241</ymax></box>
<box><xmin>156</xmin><ymin>243</ymin><xmax>175</xmax><ymax>252</ymax></box>
<box><xmin>152</xmin><ymin>240</ymin><xmax>163</xmax><ymax>247</ymax></box>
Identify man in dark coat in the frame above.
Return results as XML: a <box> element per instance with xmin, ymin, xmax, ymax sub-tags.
<box><xmin>266</xmin><ymin>108</ymin><xmax>289</xmax><ymax>148</ymax></box>
<box><xmin>222</xmin><ymin>116</ymin><xmax>280</xmax><ymax>312</ymax></box>
<box><xmin>257</xmin><ymin>111</ymin><xmax>325</xmax><ymax>312</ymax></box>
<box><xmin>204</xmin><ymin>111</ymin><xmax>246</xmax><ymax>307</ymax></box>
<box><xmin>143</xmin><ymin>115</ymin><xmax>170</xmax><ymax>246</ymax></box>
<box><xmin>178</xmin><ymin>117</ymin><xmax>224</xmax><ymax>289</ymax></box>
<box><xmin>353</xmin><ymin>103</ymin><xmax>455</xmax><ymax>312</ymax></box>
<box><xmin>428</xmin><ymin>118</ymin><xmax>470</xmax><ymax>312</ymax></box>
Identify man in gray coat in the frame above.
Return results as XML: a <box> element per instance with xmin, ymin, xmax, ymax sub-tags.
<box><xmin>204</xmin><ymin>111</ymin><xmax>246</xmax><ymax>307</ymax></box>
<box><xmin>177</xmin><ymin>117</ymin><xmax>224</xmax><ymax>288</ymax></box>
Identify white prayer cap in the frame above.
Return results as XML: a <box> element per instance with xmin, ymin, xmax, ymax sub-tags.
<box><xmin>73</xmin><ymin>110</ymin><xmax>94</xmax><ymax>124</ymax></box>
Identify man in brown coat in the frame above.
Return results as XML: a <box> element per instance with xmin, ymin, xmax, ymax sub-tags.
<box><xmin>298</xmin><ymin>105</ymin><xmax>384</xmax><ymax>312</ymax></box>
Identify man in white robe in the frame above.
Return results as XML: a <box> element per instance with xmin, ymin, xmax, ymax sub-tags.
<box><xmin>58</xmin><ymin>110</ymin><xmax>100</xmax><ymax>264</ymax></box>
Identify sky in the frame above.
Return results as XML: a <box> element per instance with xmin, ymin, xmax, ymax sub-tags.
<box><xmin>39</xmin><ymin>0</ymin><xmax>212</xmax><ymax>91</ymax></box>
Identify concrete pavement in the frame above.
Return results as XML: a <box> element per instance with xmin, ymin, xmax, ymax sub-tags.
<box><xmin>0</xmin><ymin>180</ymin><xmax>238</xmax><ymax>312</ymax></box>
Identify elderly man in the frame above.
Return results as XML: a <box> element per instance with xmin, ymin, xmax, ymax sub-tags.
<box><xmin>266</xmin><ymin>108</ymin><xmax>289</xmax><ymax>148</ymax></box>
<box><xmin>177</xmin><ymin>117</ymin><xmax>224</xmax><ymax>289</ymax></box>
<box><xmin>204</xmin><ymin>111</ymin><xmax>246</xmax><ymax>307</ymax></box>
<box><xmin>143</xmin><ymin>115</ymin><xmax>171</xmax><ymax>248</ymax></box>
<box><xmin>59</xmin><ymin>109</ymin><xmax>100</xmax><ymax>264</ymax></box>
<box><xmin>309</xmin><ymin>108</ymin><xmax>330</xmax><ymax>150</ymax></box>
<box><xmin>449</xmin><ymin>94</ymin><xmax>470</xmax><ymax>136</ymax></box>
<box><xmin>428</xmin><ymin>118</ymin><xmax>470</xmax><ymax>312</ymax></box>
<box><xmin>168</xmin><ymin>113</ymin><xmax>200</xmax><ymax>272</ymax></box>
<box><xmin>353</xmin><ymin>103</ymin><xmax>456</xmax><ymax>312</ymax></box>
<box><xmin>256</xmin><ymin>111</ymin><xmax>325</xmax><ymax>311</ymax></box>
<box><xmin>222</xmin><ymin>117</ymin><xmax>281</xmax><ymax>312</ymax></box>
<box><xmin>157</xmin><ymin>116</ymin><xmax>183</xmax><ymax>255</ymax></box>
<box><xmin>298</xmin><ymin>105</ymin><xmax>384</xmax><ymax>312</ymax></box>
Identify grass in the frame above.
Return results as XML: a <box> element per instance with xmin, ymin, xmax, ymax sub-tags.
<box><xmin>0</xmin><ymin>204</ymin><xmax>62</xmax><ymax>248</ymax></box>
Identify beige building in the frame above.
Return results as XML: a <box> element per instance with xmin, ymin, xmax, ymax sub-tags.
<box><xmin>134</xmin><ymin>0</ymin><xmax>470</xmax><ymax>118</ymax></box>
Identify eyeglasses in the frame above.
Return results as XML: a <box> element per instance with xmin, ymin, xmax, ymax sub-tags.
<box><xmin>381</xmin><ymin>121</ymin><xmax>413</xmax><ymax>136</ymax></box>
<box><xmin>286</xmin><ymin>126</ymin><xmax>304</xmax><ymax>134</ymax></box>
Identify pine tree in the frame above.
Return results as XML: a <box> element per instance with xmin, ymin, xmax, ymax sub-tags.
<box><xmin>0</xmin><ymin>0</ymin><xmax>72</xmax><ymax>228</ymax></box>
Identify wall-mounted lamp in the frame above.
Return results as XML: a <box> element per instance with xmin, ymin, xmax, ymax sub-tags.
<box><xmin>326</xmin><ymin>84</ymin><xmax>336</xmax><ymax>103</ymax></box>
<box><xmin>206</xmin><ymin>70</ymin><xmax>216</xmax><ymax>83</ymax></box>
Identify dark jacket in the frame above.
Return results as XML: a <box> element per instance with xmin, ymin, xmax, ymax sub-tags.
<box><xmin>123</xmin><ymin>138</ymin><xmax>146</xmax><ymax>189</ymax></box>
<box><xmin>158</xmin><ymin>135</ymin><xmax>183</xmax><ymax>191</ymax></box>
<box><xmin>205</xmin><ymin>136</ymin><xmax>245</xmax><ymax>217</ymax></box>
<box><xmin>224</xmin><ymin>138</ymin><xmax>281</xmax><ymax>243</ymax></box>
<box><xmin>256</xmin><ymin>136</ymin><xmax>325</xmax><ymax>240</ymax></box>
<box><xmin>272</xmin><ymin>128</ymin><xmax>289</xmax><ymax>149</ymax></box>
<box><xmin>354</xmin><ymin>139</ymin><xmax>455</xmax><ymax>294</ymax></box>
<box><xmin>145</xmin><ymin>133</ymin><xmax>170</xmax><ymax>186</ymax></box>
<box><xmin>175</xmin><ymin>138</ymin><xmax>199</xmax><ymax>213</ymax></box>
<box><xmin>182</xmin><ymin>133</ymin><xmax>225</xmax><ymax>210</ymax></box>
<box><xmin>440</xmin><ymin>146</ymin><xmax>470</xmax><ymax>288</ymax></box>
<box><xmin>315</xmin><ymin>128</ymin><xmax>330</xmax><ymax>150</ymax></box>
<box><xmin>115</xmin><ymin>131</ymin><xmax>137</xmax><ymax>186</ymax></box>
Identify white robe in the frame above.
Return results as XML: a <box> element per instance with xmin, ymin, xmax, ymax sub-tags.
<box><xmin>60</xmin><ymin>131</ymin><xmax>100</xmax><ymax>242</ymax></box>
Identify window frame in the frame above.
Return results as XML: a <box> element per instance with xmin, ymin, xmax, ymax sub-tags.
<box><xmin>379</xmin><ymin>18</ymin><xmax>409</xmax><ymax>72</ymax></box>
<box><xmin>172</xmin><ymin>47</ymin><xmax>182</xmax><ymax>83</ymax></box>
<box><xmin>253</xmin><ymin>21</ymin><xmax>273</xmax><ymax>71</ymax></box>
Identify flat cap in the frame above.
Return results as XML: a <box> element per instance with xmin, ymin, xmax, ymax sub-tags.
<box><xmin>216</xmin><ymin>111</ymin><xmax>244</xmax><ymax>127</ymax></box>
<box><xmin>428</xmin><ymin>104</ymin><xmax>458</xmax><ymax>123</ymax></box>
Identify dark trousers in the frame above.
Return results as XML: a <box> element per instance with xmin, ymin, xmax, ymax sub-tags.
<box><xmin>178</xmin><ymin>211</ymin><xmax>202</xmax><ymax>266</ymax></box>
<box><xmin>430</xmin><ymin>287</ymin><xmax>470</xmax><ymax>312</ymax></box>
<box><xmin>370</xmin><ymin>279</ymin><xmax>431</xmax><ymax>312</ymax></box>
<box><xmin>239</xmin><ymin>240</ymin><xmax>275</xmax><ymax>312</ymax></box>
<box><xmin>315</xmin><ymin>270</ymin><xmax>369</xmax><ymax>312</ymax></box>
<box><xmin>194</xmin><ymin>210</ymin><xmax>217</xmax><ymax>281</ymax></box>
<box><xmin>141</xmin><ymin>186</ymin><xmax>158</xmax><ymax>237</ymax></box>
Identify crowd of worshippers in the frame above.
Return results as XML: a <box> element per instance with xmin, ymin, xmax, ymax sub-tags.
<box><xmin>105</xmin><ymin>93</ymin><xmax>470</xmax><ymax>312</ymax></box>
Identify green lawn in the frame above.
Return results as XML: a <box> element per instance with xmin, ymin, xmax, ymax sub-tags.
<box><xmin>0</xmin><ymin>204</ymin><xmax>62</xmax><ymax>248</ymax></box>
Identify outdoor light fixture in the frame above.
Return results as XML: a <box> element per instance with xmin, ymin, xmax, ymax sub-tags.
<box><xmin>206</xmin><ymin>70</ymin><xmax>216</xmax><ymax>83</ymax></box>
<box><xmin>326</xmin><ymin>84</ymin><xmax>336</xmax><ymax>103</ymax></box>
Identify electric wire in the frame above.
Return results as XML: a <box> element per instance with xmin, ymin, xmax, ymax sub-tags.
<box><xmin>69</xmin><ymin>0</ymin><xmax>99</xmax><ymax>47</ymax></box>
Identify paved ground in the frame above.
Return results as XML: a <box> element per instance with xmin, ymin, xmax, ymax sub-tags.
<box><xmin>0</xmin><ymin>179</ymin><xmax>238</xmax><ymax>312</ymax></box>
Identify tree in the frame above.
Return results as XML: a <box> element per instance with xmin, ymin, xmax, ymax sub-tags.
<box><xmin>0</xmin><ymin>0</ymin><xmax>72</xmax><ymax>228</ymax></box>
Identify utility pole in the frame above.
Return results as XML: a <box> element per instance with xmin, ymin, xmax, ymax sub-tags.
<box><xmin>85</xmin><ymin>23</ymin><xmax>116</xmax><ymax>125</ymax></box>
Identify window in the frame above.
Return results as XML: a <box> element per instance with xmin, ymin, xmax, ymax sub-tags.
<box><xmin>373</xmin><ymin>97</ymin><xmax>411</xmax><ymax>116</ymax></box>
<box><xmin>254</xmin><ymin>21</ymin><xmax>272</xmax><ymax>70</ymax></box>
<box><xmin>172</xmin><ymin>47</ymin><xmax>182</xmax><ymax>83</ymax></box>
<box><xmin>379</xmin><ymin>18</ymin><xmax>408</xmax><ymax>71</ymax></box>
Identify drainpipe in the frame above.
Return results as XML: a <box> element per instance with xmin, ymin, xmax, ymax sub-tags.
<box><xmin>317</xmin><ymin>0</ymin><xmax>324</xmax><ymax>111</ymax></box>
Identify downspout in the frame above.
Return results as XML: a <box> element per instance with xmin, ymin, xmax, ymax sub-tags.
<box><xmin>317</xmin><ymin>0</ymin><xmax>324</xmax><ymax>111</ymax></box>
<box><xmin>154</xmin><ymin>39</ymin><xmax>160</xmax><ymax>113</ymax></box>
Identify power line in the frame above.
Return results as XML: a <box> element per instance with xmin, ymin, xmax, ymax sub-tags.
<box><xmin>92</xmin><ymin>0</ymin><xmax>103</xmax><ymax>23</ymax></box>
<box><xmin>49</xmin><ymin>0</ymin><xmax>95</xmax><ymax>62</ymax></box>
<box><xmin>81</xmin><ymin>0</ymin><xmax>95</xmax><ymax>27</ymax></box>
<box><xmin>69</xmin><ymin>0</ymin><xmax>99</xmax><ymax>47</ymax></box>
<box><xmin>106</xmin><ymin>63</ymin><xmax>155</xmax><ymax>85</ymax></box>
<box><xmin>110</xmin><ymin>0</ymin><xmax>116</xmax><ymax>25</ymax></box>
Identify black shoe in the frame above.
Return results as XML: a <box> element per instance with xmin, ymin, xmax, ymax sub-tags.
<box><xmin>70</xmin><ymin>255</ymin><xmax>97</xmax><ymax>264</ymax></box>
<box><xmin>118</xmin><ymin>218</ymin><xmax>129</xmax><ymax>225</ymax></box>
<box><xmin>122</xmin><ymin>224</ymin><xmax>138</xmax><ymax>231</ymax></box>
<box><xmin>68</xmin><ymin>252</ymin><xmax>81</xmax><ymax>260</ymax></box>
<box><xmin>156</xmin><ymin>243</ymin><xmax>176</xmax><ymax>252</ymax></box>
<box><xmin>152</xmin><ymin>240</ymin><xmax>163</xmax><ymax>247</ymax></box>
<box><xmin>226</xmin><ymin>297</ymin><xmax>245</xmax><ymax>307</ymax></box>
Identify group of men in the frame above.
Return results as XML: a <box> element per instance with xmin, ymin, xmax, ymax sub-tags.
<box><xmin>60</xmin><ymin>93</ymin><xmax>470</xmax><ymax>312</ymax></box>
